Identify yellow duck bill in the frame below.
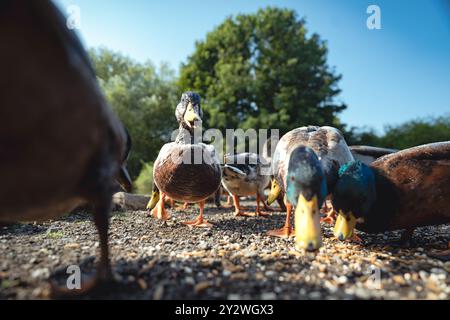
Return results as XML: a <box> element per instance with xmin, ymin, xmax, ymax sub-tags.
<box><xmin>184</xmin><ymin>103</ymin><xmax>202</xmax><ymax>129</ymax></box>
<box><xmin>146</xmin><ymin>189</ymin><xmax>160</xmax><ymax>210</ymax></box>
<box><xmin>267</xmin><ymin>179</ymin><xmax>281</xmax><ymax>205</ymax></box>
<box><xmin>333</xmin><ymin>210</ymin><xmax>357</xmax><ymax>241</ymax></box>
<box><xmin>294</xmin><ymin>194</ymin><xmax>322</xmax><ymax>251</ymax></box>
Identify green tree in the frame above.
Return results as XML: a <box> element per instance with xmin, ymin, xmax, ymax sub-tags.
<box><xmin>179</xmin><ymin>7</ymin><xmax>346</xmax><ymax>134</ymax></box>
<box><xmin>89</xmin><ymin>48</ymin><xmax>178</xmax><ymax>179</ymax></box>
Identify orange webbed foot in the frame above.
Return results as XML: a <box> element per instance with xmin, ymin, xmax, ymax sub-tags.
<box><xmin>267</xmin><ymin>226</ymin><xmax>295</xmax><ymax>238</ymax></box>
<box><xmin>151</xmin><ymin>204</ymin><xmax>171</xmax><ymax>221</ymax></box>
<box><xmin>234</xmin><ymin>210</ymin><xmax>257</xmax><ymax>218</ymax></box>
<box><xmin>320</xmin><ymin>210</ymin><xmax>336</xmax><ymax>224</ymax></box>
<box><xmin>182</xmin><ymin>218</ymin><xmax>213</xmax><ymax>228</ymax></box>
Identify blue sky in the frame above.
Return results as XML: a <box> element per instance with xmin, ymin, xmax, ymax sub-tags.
<box><xmin>55</xmin><ymin>0</ymin><xmax>450</xmax><ymax>133</ymax></box>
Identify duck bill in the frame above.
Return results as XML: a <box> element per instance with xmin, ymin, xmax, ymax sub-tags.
<box><xmin>184</xmin><ymin>104</ymin><xmax>202</xmax><ymax>129</ymax></box>
<box><xmin>294</xmin><ymin>194</ymin><xmax>322</xmax><ymax>251</ymax></box>
<box><xmin>333</xmin><ymin>210</ymin><xmax>357</xmax><ymax>241</ymax></box>
<box><xmin>117</xmin><ymin>164</ymin><xmax>132</xmax><ymax>192</ymax></box>
<box><xmin>146</xmin><ymin>189</ymin><xmax>160</xmax><ymax>210</ymax></box>
<box><xmin>267</xmin><ymin>179</ymin><xmax>281</xmax><ymax>205</ymax></box>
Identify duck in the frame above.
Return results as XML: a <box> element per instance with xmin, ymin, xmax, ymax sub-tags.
<box><xmin>266</xmin><ymin>126</ymin><xmax>354</xmax><ymax>251</ymax></box>
<box><xmin>146</xmin><ymin>92</ymin><xmax>222</xmax><ymax>228</ymax></box>
<box><xmin>332</xmin><ymin>142</ymin><xmax>450</xmax><ymax>258</ymax></box>
<box><xmin>0</xmin><ymin>0</ymin><xmax>132</xmax><ymax>296</ymax></box>
<box><xmin>349</xmin><ymin>145</ymin><xmax>398</xmax><ymax>165</ymax></box>
<box><xmin>221</xmin><ymin>152</ymin><xmax>273</xmax><ymax>217</ymax></box>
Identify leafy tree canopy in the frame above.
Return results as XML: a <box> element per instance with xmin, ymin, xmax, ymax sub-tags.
<box><xmin>178</xmin><ymin>7</ymin><xmax>346</xmax><ymax>134</ymax></box>
<box><xmin>89</xmin><ymin>47</ymin><xmax>178</xmax><ymax>179</ymax></box>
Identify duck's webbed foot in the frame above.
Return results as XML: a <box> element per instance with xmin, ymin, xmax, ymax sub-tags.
<box><xmin>320</xmin><ymin>201</ymin><xmax>336</xmax><ymax>224</ymax></box>
<box><xmin>267</xmin><ymin>203</ymin><xmax>294</xmax><ymax>238</ymax></box>
<box><xmin>221</xmin><ymin>195</ymin><xmax>233</xmax><ymax>209</ymax></box>
<box><xmin>182</xmin><ymin>201</ymin><xmax>213</xmax><ymax>228</ymax></box>
<box><xmin>267</xmin><ymin>224</ymin><xmax>295</xmax><ymax>238</ymax></box>
<box><xmin>234</xmin><ymin>210</ymin><xmax>258</xmax><ymax>217</ymax></box>
<box><xmin>151</xmin><ymin>193</ymin><xmax>171</xmax><ymax>221</ymax></box>
<box><xmin>254</xmin><ymin>193</ymin><xmax>272</xmax><ymax>217</ymax></box>
<box><xmin>349</xmin><ymin>233</ymin><xmax>363</xmax><ymax>243</ymax></box>
<box><xmin>320</xmin><ymin>211</ymin><xmax>336</xmax><ymax>224</ymax></box>
<box><xmin>231</xmin><ymin>195</ymin><xmax>254</xmax><ymax>217</ymax></box>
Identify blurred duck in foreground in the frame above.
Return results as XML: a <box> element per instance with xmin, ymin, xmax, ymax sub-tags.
<box><xmin>0</xmin><ymin>0</ymin><xmax>132</xmax><ymax>296</ymax></box>
<box><xmin>146</xmin><ymin>92</ymin><xmax>221</xmax><ymax>228</ymax></box>
<box><xmin>267</xmin><ymin>126</ymin><xmax>354</xmax><ymax>251</ymax></box>
<box><xmin>221</xmin><ymin>153</ymin><xmax>273</xmax><ymax>217</ymax></box>
<box><xmin>332</xmin><ymin>142</ymin><xmax>450</xmax><ymax>259</ymax></box>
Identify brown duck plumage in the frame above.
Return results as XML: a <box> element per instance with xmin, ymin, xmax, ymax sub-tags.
<box><xmin>153</xmin><ymin>92</ymin><xmax>221</xmax><ymax>203</ymax></box>
<box><xmin>361</xmin><ymin>141</ymin><xmax>450</xmax><ymax>232</ymax></box>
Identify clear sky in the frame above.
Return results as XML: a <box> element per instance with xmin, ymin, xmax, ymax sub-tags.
<box><xmin>55</xmin><ymin>0</ymin><xmax>450</xmax><ymax>133</ymax></box>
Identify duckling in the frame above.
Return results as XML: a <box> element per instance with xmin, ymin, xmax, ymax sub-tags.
<box><xmin>221</xmin><ymin>153</ymin><xmax>273</xmax><ymax>217</ymax></box>
<box><xmin>267</xmin><ymin>126</ymin><xmax>354</xmax><ymax>250</ymax></box>
<box><xmin>0</xmin><ymin>0</ymin><xmax>132</xmax><ymax>296</ymax></box>
<box><xmin>332</xmin><ymin>142</ymin><xmax>450</xmax><ymax>256</ymax></box>
<box><xmin>146</xmin><ymin>92</ymin><xmax>221</xmax><ymax>228</ymax></box>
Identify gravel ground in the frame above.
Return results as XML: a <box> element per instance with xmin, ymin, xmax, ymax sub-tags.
<box><xmin>0</xmin><ymin>200</ymin><xmax>449</xmax><ymax>300</ymax></box>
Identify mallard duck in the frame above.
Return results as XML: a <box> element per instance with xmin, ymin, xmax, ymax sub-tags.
<box><xmin>146</xmin><ymin>92</ymin><xmax>221</xmax><ymax>228</ymax></box>
<box><xmin>349</xmin><ymin>145</ymin><xmax>397</xmax><ymax>165</ymax></box>
<box><xmin>221</xmin><ymin>152</ymin><xmax>273</xmax><ymax>217</ymax></box>
<box><xmin>267</xmin><ymin>126</ymin><xmax>354</xmax><ymax>251</ymax></box>
<box><xmin>332</xmin><ymin>141</ymin><xmax>450</xmax><ymax>257</ymax></box>
<box><xmin>0</xmin><ymin>0</ymin><xmax>132</xmax><ymax>296</ymax></box>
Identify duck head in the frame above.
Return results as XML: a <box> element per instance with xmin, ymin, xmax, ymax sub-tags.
<box><xmin>332</xmin><ymin>161</ymin><xmax>376</xmax><ymax>240</ymax></box>
<box><xmin>175</xmin><ymin>91</ymin><xmax>203</xmax><ymax>131</ymax></box>
<box><xmin>286</xmin><ymin>147</ymin><xmax>327</xmax><ymax>251</ymax></box>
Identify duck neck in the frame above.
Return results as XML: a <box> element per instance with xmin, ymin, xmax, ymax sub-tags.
<box><xmin>175</xmin><ymin>122</ymin><xmax>199</xmax><ymax>144</ymax></box>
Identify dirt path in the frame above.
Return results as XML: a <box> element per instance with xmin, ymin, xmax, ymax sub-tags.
<box><xmin>0</xmin><ymin>201</ymin><xmax>448</xmax><ymax>299</ymax></box>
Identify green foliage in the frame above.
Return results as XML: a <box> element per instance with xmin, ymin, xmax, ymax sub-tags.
<box><xmin>381</xmin><ymin>115</ymin><xmax>450</xmax><ymax>149</ymax></box>
<box><xmin>178</xmin><ymin>7</ymin><xmax>346</xmax><ymax>134</ymax></box>
<box><xmin>344</xmin><ymin>126</ymin><xmax>381</xmax><ymax>147</ymax></box>
<box><xmin>346</xmin><ymin>115</ymin><xmax>450</xmax><ymax>149</ymax></box>
<box><xmin>89</xmin><ymin>48</ymin><xmax>178</xmax><ymax>179</ymax></box>
<box><xmin>134</xmin><ymin>162</ymin><xmax>153</xmax><ymax>195</ymax></box>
